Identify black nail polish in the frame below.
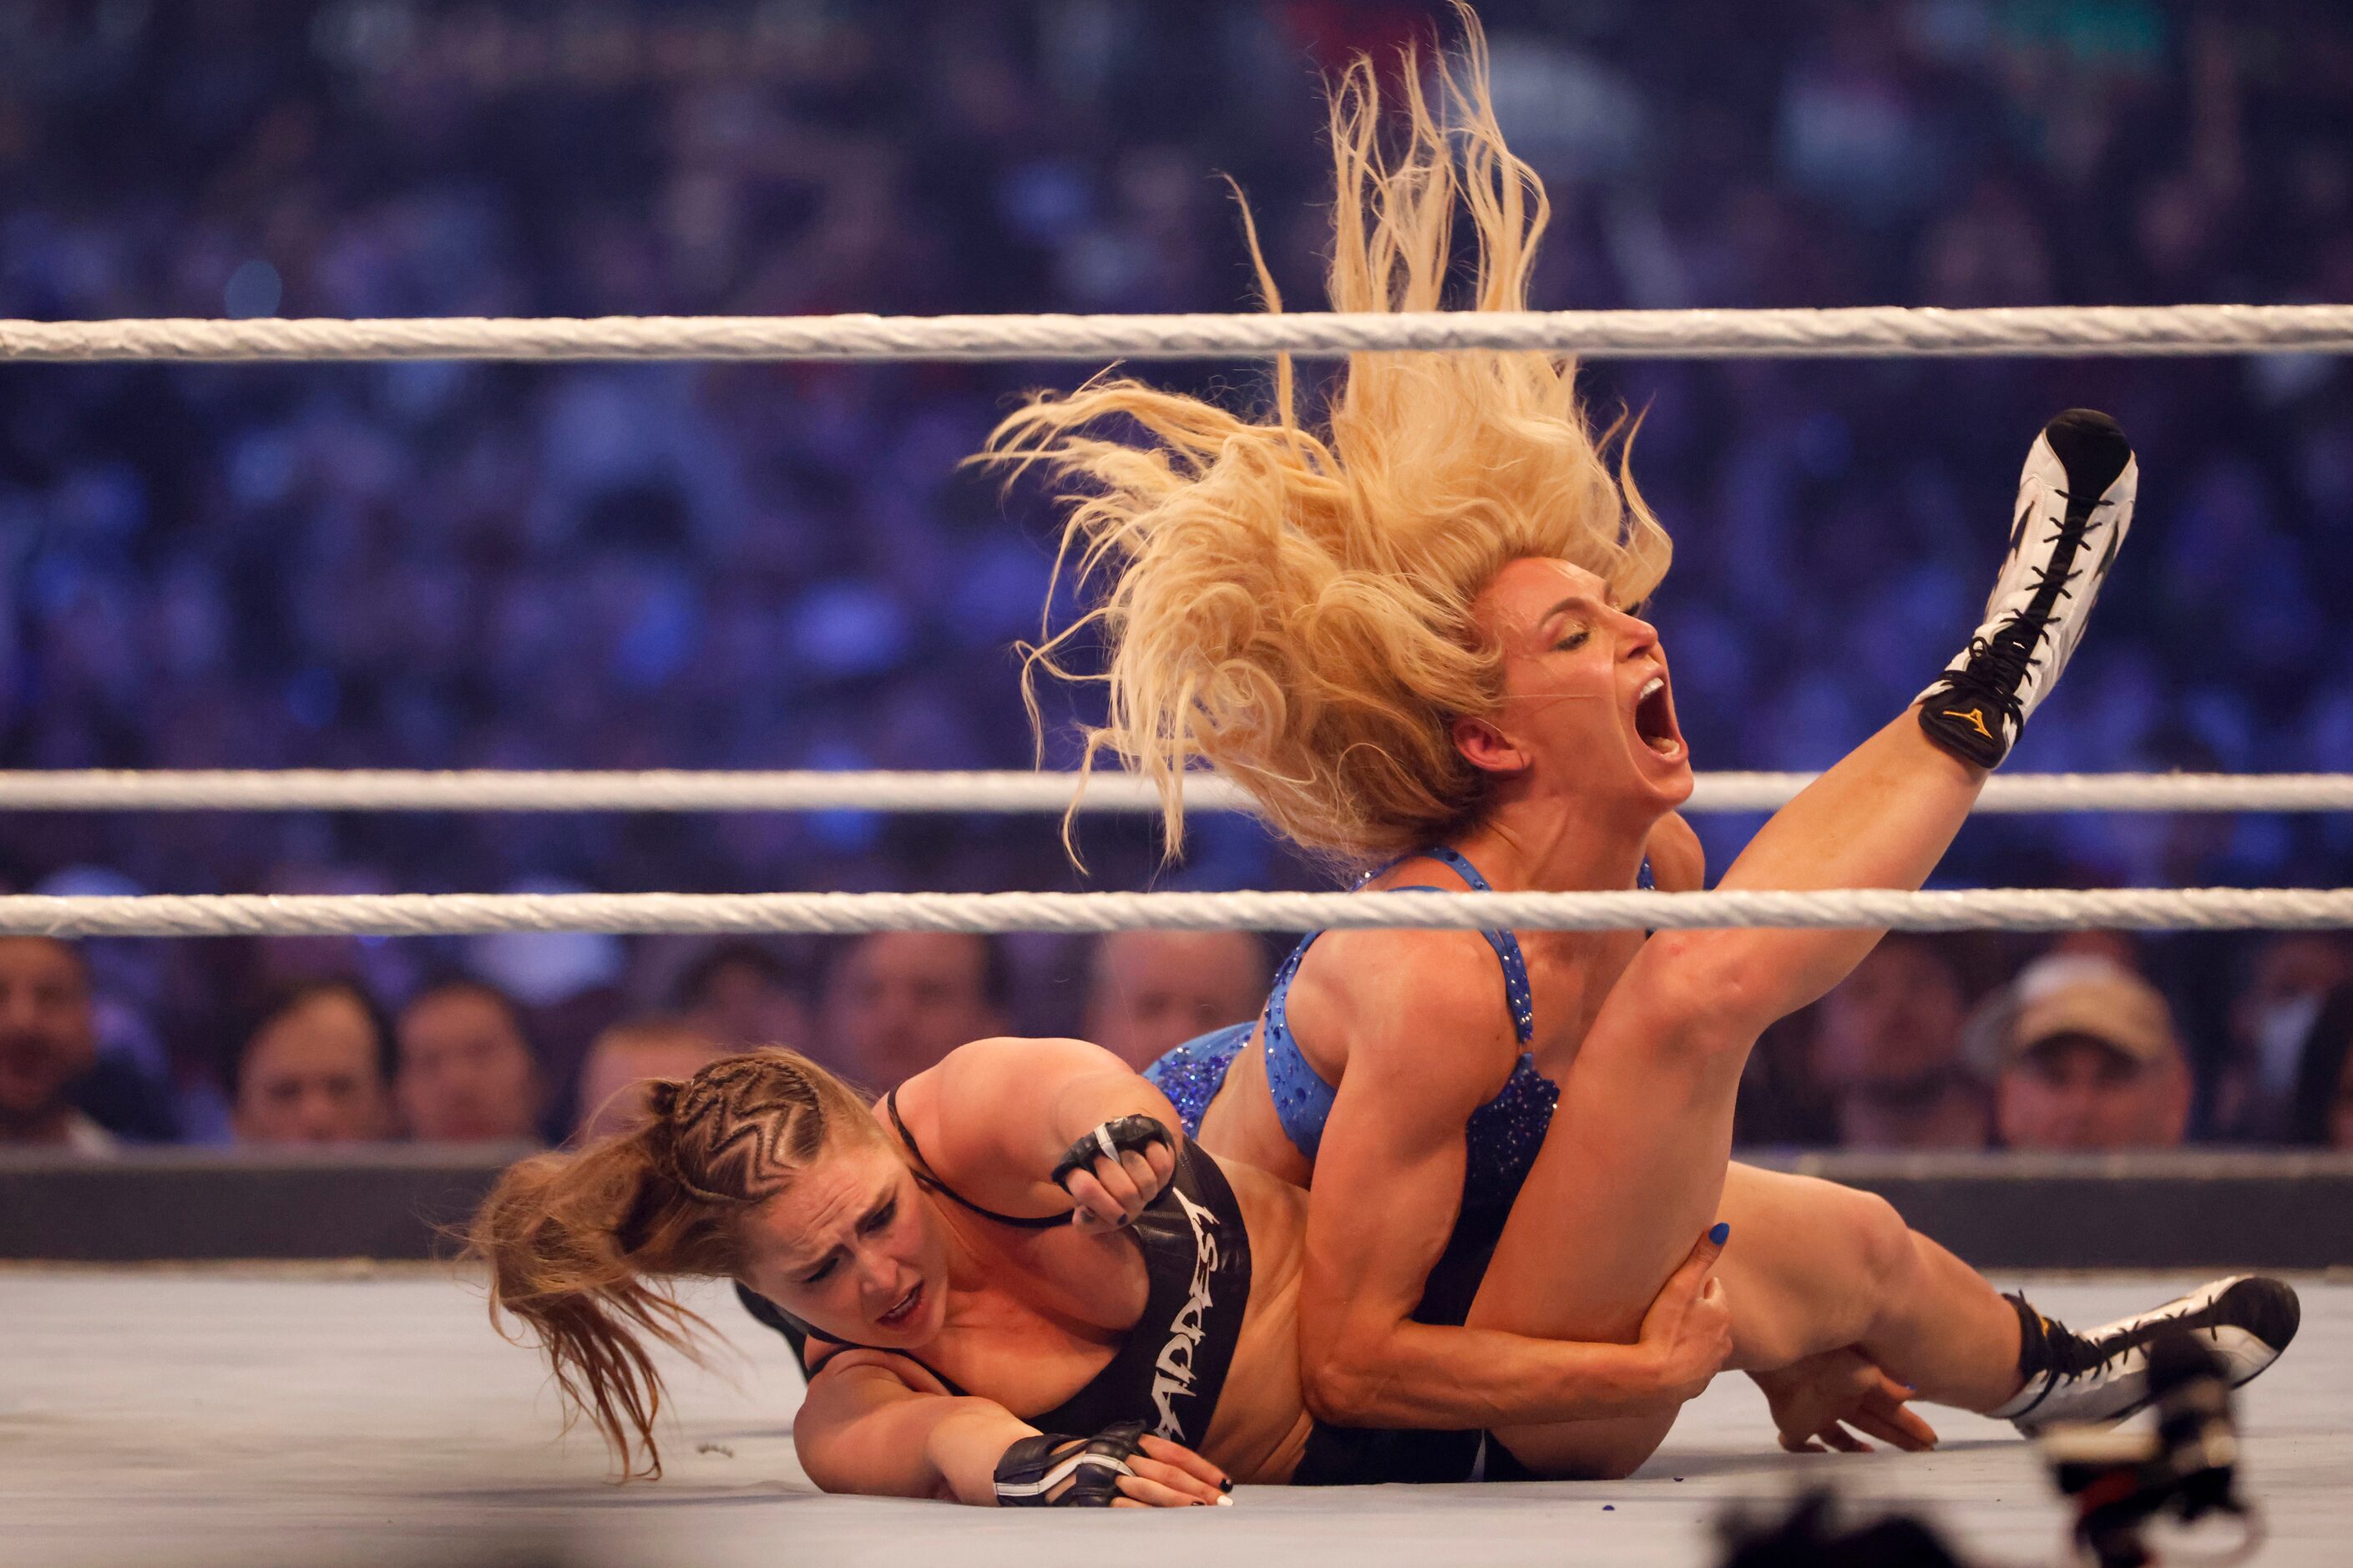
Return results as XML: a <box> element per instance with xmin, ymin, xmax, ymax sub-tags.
<box><xmin>1220</xmin><ymin>1477</ymin><xmax>1233</xmax><ymax>1492</ymax></box>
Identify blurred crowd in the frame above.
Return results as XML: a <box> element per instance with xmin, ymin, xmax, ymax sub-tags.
<box><xmin>1740</xmin><ymin>929</ymin><xmax>2353</xmax><ymax>1152</ymax></box>
<box><xmin>4</xmin><ymin>1</ymin><xmax>2353</xmax><ymax>1155</ymax></box>
<box><xmin>10</xmin><ymin>921</ymin><xmax>2353</xmax><ymax>1156</ymax></box>
<box><xmin>0</xmin><ymin>928</ymin><xmax>1274</xmax><ymax>1151</ymax></box>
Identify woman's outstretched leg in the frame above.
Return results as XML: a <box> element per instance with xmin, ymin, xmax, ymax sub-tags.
<box><xmin>1465</xmin><ymin>715</ymin><xmax>1989</xmax><ymax>1479</ymax></box>
<box><xmin>1469</xmin><ymin>415</ymin><xmax>2142</xmax><ymax>1476</ymax></box>
<box><xmin>1481</xmin><ymin>1163</ymin><xmax>2028</xmax><ymax>1478</ymax></box>
<box><xmin>1470</xmin><ymin>710</ymin><xmax>1986</xmax><ymax>1338</ymax></box>
<box><xmin>1712</xmin><ymin>1165</ymin><xmax>2300</xmax><ymax>1434</ymax></box>
<box><xmin>1708</xmin><ymin>1166</ymin><xmax>2021</xmax><ymax>1409</ymax></box>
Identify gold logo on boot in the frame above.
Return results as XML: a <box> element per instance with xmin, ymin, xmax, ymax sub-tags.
<box><xmin>1943</xmin><ymin>708</ymin><xmax>1995</xmax><ymax>741</ymax></box>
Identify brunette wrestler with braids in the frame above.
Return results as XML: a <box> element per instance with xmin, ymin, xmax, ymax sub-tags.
<box><xmin>471</xmin><ymin>1042</ymin><xmax>1736</xmax><ymax>1504</ymax></box>
<box><xmin>988</xmin><ymin>7</ymin><xmax>2299</xmax><ymax>1479</ymax></box>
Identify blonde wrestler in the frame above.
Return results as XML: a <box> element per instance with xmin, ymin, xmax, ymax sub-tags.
<box><xmin>989</xmin><ymin>9</ymin><xmax>2296</xmax><ymax>1480</ymax></box>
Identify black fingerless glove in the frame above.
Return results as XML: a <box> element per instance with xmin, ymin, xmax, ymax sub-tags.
<box><xmin>1050</xmin><ymin>1115</ymin><xmax>1175</xmax><ymax>1191</ymax></box>
<box><xmin>993</xmin><ymin>1419</ymin><xmax>1151</xmax><ymax>1506</ymax></box>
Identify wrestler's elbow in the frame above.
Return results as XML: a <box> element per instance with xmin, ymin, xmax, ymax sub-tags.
<box><xmin>1299</xmin><ymin>1331</ymin><xmax>1400</xmax><ymax>1427</ymax></box>
<box><xmin>792</xmin><ymin>1424</ymin><xmax>861</xmax><ymax>1497</ymax></box>
<box><xmin>1300</xmin><ymin>1358</ymin><xmax>1374</xmax><ymax>1426</ymax></box>
<box><xmin>1298</xmin><ymin>1328</ymin><xmax>1383</xmax><ymax>1412</ymax></box>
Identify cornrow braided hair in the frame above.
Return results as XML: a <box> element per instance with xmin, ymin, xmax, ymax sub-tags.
<box><xmin>468</xmin><ymin>1046</ymin><xmax>882</xmax><ymax>1479</ymax></box>
<box><xmin>653</xmin><ymin>1053</ymin><xmax>837</xmax><ymax>1204</ymax></box>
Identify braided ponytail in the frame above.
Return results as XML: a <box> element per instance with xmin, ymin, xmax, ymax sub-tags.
<box><xmin>468</xmin><ymin>1047</ymin><xmax>878</xmax><ymax>1478</ymax></box>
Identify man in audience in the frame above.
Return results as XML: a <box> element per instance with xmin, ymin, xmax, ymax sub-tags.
<box><xmin>673</xmin><ymin>941</ymin><xmax>811</xmax><ymax>1052</ymax></box>
<box><xmin>33</xmin><ymin>870</ymin><xmax>187</xmax><ymax>1141</ymax></box>
<box><xmin>2221</xmin><ymin>933</ymin><xmax>2353</xmax><ymax>1138</ymax></box>
<box><xmin>1996</xmin><ymin>956</ymin><xmax>2193</xmax><ymax>1152</ymax></box>
<box><xmin>2285</xmin><ymin>984</ymin><xmax>2353</xmax><ymax>1149</ymax></box>
<box><xmin>574</xmin><ymin>1016</ymin><xmax>729</xmax><ymax>1142</ymax></box>
<box><xmin>1809</xmin><ymin>935</ymin><xmax>1991</xmax><ymax>1150</ymax></box>
<box><xmin>0</xmin><ymin>937</ymin><xmax>111</xmax><ymax>1152</ymax></box>
<box><xmin>393</xmin><ymin>978</ymin><xmax>544</xmax><ymax>1144</ymax></box>
<box><xmin>1082</xmin><ymin>930</ymin><xmax>1271</xmax><ymax>1071</ymax></box>
<box><xmin>822</xmin><ymin>932</ymin><xmax>1010</xmax><ymax>1087</ymax></box>
<box><xmin>232</xmin><ymin>979</ymin><xmax>396</xmax><ymax>1145</ymax></box>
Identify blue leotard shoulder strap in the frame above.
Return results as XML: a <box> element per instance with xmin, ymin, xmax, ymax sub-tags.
<box><xmin>1259</xmin><ymin>847</ymin><xmax>1535</xmax><ymax>1161</ymax></box>
<box><xmin>1413</xmin><ymin>847</ymin><xmax>1536</xmax><ymax>1047</ymax></box>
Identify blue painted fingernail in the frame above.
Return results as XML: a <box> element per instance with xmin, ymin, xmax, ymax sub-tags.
<box><xmin>1709</xmin><ymin>1222</ymin><xmax>1730</xmax><ymax>1244</ymax></box>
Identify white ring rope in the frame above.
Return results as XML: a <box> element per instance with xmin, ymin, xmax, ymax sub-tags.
<box><xmin>0</xmin><ymin>769</ymin><xmax>2347</xmax><ymax>814</ymax></box>
<box><xmin>5</xmin><ymin>305</ymin><xmax>2352</xmax><ymax>363</ymax></box>
<box><xmin>3</xmin><ymin>887</ymin><xmax>2348</xmax><ymax>939</ymax></box>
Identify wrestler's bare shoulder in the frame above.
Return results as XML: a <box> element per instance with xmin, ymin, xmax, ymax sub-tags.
<box><xmin>1287</xmin><ymin>925</ymin><xmax>1521</xmax><ymax>1077</ymax></box>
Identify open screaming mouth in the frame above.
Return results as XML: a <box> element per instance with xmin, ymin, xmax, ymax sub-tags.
<box><xmin>1636</xmin><ymin>675</ymin><xmax>1683</xmax><ymax>758</ymax></box>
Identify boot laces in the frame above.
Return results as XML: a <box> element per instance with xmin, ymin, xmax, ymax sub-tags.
<box><xmin>1961</xmin><ymin>514</ymin><xmax>2089</xmax><ymax>721</ymax></box>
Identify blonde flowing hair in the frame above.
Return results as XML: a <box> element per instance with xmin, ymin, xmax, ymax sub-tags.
<box><xmin>985</xmin><ymin>8</ymin><xmax>1671</xmax><ymax>862</ymax></box>
<box><xmin>466</xmin><ymin>1048</ymin><xmax>883</xmax><ymax>1479</ymax></box>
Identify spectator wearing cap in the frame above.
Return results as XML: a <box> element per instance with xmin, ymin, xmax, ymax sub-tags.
<box><xmin>822</xmin><ymin>933</ymin><xmax>1010</xmax><ymax>1088</ymax></box>
<box><xmin>574</xmin><ymin>1016</ymin><xmax>729</xmax><ymax>1142</ymax></box>
<box><xmin>393</xmin><ymin>978</ymin><xmax>544</xmax><ymax>1145</ymax></box>
<box><xmin>0</xmin><ymin>938</ymin><xmax>112</xmax><ymax>1153</ymax></box>
<box><xmin>1809</xmin><ymin>935</ymin><xmax>1991</xmax><ymax>1151</ymax></box>
<box><xmin>1995</xmin><ymin>957</ymin><xmax>2192</xmax><ymax>1152</ymax></box>
<box><xmin>1083</xmin><ymin>930</ymin><xmax>1272</xmax><ymax>1072</ymax></box>
<box><xmin>232</xmin><ymin>979</ymin><xmax>396</xmax><ymax>1146</ymax></box>
<box><xmin>674</xmin><ymin>941</ymin><xmax>812</xmax><ymax>1052</ymax></box>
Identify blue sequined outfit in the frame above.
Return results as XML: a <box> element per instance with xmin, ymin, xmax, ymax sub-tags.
<box><xmin>1144</xmin><ymin>846</ymin><xmax>1571</xmax><ymax>1216</ymax></box>
<box><xmin>1146</xmin><ymin>1020</ymin><xmax>1254</xmax><ymax>1142</ymax></box>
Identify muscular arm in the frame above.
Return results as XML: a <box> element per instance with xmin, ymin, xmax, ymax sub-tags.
<box><xmin>795</xmin><ymin>1353</ymin><xmax>1035</xmax><ymax>1505</ymax></box>
<box><xmin>797</xmin><ymin>1349</ymin><xmax>1234</xmax><ymax>1507</ymax></box>
<box><xmin>910</xmin><ymin>1036</ymin><xmax>1185</xmax><ymax>1216</ymax></box>
<box><xmin>1294</xmin><ymin>937</ymin><xmax>1689</xmax><ymax>1429</ymax></box>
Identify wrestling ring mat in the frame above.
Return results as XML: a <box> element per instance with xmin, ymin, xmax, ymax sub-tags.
<box><xmin>9</xmin><ymin>306</ymin><xmax>2353</xmax><ymax>1564</ymax></box>
<box><xmin>3</xmin><ymin>1266</ymin><xmax>2347</xmax><ymax>1566</ymax></box>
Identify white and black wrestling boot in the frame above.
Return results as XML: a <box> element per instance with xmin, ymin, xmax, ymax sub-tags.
<box><xmin>1993</xmin><ymin>1276</ymin><xmax>2302</xmax><ymax>1435</ymax></box>
<box><xmin>1919</xmin><ymin>408</ymin><xmax>2138</xmax><ymax>767</ymax></box>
